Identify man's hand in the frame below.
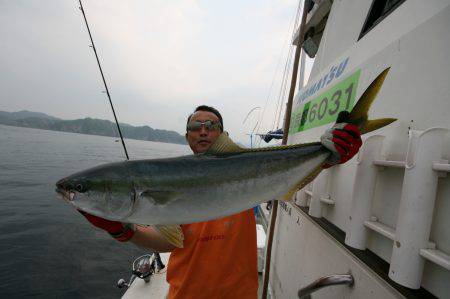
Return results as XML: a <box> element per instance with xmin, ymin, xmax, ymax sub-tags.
<box><xmin>321</xmin><ymin>123</ymin><xmax>362</xmax><ymax>168</ymax></box>
<box><xmin>77</xmin><ymin>210</ymin><xmax>176</xmax><ymax>251</ymax></box>
<box><xmin>78</xmin><ymin>210</ymin><xmax>135</xmax><ymax>242</ymax></box>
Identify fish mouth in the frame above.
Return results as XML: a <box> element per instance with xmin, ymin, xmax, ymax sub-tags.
<box><xmin>55</xmin><ymin>179</ymin><xmax>75</xmax><ymax>202</ymax></box>
<box><xmin>55</xmin><ymin>187</ymin><xmax>75</xmax><ymax>202</ymax></box>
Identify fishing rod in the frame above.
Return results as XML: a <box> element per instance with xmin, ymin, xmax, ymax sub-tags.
<box><xmin>77</xmin><ymin>0</ymin><xmax>166</xmax><ymax>272</ymax></box>
<box><xmin>78</xmin><ymin>0</ymin><xmax>130</xmax><ymax>160</ymax></box>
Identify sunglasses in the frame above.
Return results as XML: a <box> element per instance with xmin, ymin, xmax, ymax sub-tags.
<box><xmin>187</xmin><ymin>120</ymin><xmax>222</xmax><ymax>132</ymax></box>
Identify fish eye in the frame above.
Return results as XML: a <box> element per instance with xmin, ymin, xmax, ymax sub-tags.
<box><xmin>75</xmin><ymin>183</ymin><xmax>85</xmax><ymax>193</ymax></box>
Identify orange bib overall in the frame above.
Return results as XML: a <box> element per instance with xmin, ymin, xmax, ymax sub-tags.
<box><xmin>166</xmin><ymin>209</ymin><xmax>258</xmax><ymax>299</ymax></box>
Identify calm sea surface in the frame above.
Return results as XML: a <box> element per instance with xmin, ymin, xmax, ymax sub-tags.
<box><xmin>0</xmin><ymin>124</ymin><xmax>190</xmax><ymax>298</ymax></box>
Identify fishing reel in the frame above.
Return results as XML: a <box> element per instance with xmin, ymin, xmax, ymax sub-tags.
<box><xmin>117</xmin><ymin>253</ymin><xmax>165</xmax><ymax>289</ymax></box>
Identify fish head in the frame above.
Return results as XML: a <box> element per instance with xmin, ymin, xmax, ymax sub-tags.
<box><xmin>55</xmin><ymin>163</ymin><xmax>136</xmax><ymax>221</ymax></box>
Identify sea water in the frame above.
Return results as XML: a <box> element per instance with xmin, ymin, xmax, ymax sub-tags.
<box><xmin>0</xmin><ymin>124</ymin><xmax>189</xmax><ymax>298</ymax></box>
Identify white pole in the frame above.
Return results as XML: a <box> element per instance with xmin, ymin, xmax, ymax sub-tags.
<box><xmin>345</xmin><ymin>135</ymin><xmax>384</xmax><ymax>249</ymax></box>
<box><xmin>389</xmin><ymin>128</ymin><xmax>448</xmax><ymax>288</ymax></box>
<box><xmin>295</xmin><ymin>188</ymin><xmax>310</xmax><ymax>207</ymax></box>
<box><xmin>298</xmin><ymin>50</ymin><xmax>306</xmax><ymax>89</ymax></box>
<box><xmin>308</xmin><ymin>170</ymin><xmax>329</xmax><ymax>217</ymax></box>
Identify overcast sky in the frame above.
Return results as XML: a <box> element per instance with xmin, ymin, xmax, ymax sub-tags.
<box><xmin>0</xmin><ymin>0</ymin><xmax>311</xmax><ymax>145</ymax></box>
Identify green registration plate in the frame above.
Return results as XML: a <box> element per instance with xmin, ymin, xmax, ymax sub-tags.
<box><xmin>290</xmin><ymin>69</ymin><xmax>361</xmax><ymax>133</ymax></box>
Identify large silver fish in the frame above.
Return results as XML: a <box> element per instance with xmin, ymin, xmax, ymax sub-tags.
<box><xmin>56</xmin><ymin>68</ymin><xmax>395</xmax><ymax>247</ymax></box>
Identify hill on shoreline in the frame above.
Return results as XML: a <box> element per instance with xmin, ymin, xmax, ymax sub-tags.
<box><xmin>0</xmin><ymin>110</ymin><xmax>187</xmax><ymax>145</ymax></box>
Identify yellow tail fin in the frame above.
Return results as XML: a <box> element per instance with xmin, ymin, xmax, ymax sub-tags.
<box><xmin>347</xmin><ymin>67</ymin><xmax>397</xmax><ymax>134</ymax></box>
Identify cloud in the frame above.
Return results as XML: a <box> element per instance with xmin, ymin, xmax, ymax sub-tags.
<box><xmin>0</xmin><ymin>0</ymin><xmax>300</xmax><ymax>145</ymax></box>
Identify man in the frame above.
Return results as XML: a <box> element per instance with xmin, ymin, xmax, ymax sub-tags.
<box><xmin>80</xmin><ymin>105</ymin><xmax>362</xmax><ymax>298</ymax></box>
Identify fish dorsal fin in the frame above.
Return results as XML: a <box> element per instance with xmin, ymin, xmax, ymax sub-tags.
<box><xmin>140</xmin><ymin>190</ymin><xmax>180</xmax><ymax>206</ymax></box>
<box><xmin>205</xmin><ymin>132</ymin><xmax>244</xmax><ymax>155</ymax></box>
<box><xmin>153</xmin><ymin>225</ymin><xmax>184</xmax><ymax>248</ymax></box>
<box><xmin>244</xmin><ymin>141</ymin><xmax>322</xmax><ymax>153</ymax></box>
<box><xmin>205</xmin><ymin>132</ymin><xmax>323</xmax><ymax>155</ymax></box>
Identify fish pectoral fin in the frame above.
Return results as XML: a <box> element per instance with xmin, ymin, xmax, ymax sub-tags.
<box><xmin>140</xmin><ymin>190</ymin><xmax>180</xmax><ymax>206</ymax></box>
<box><xmin>153</xmin><ymin>225</ymin><xmax>184</xmax><ymax>248</ymax></box>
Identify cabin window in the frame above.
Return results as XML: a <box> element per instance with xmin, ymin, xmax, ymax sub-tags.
<box><xmin>359</xmin><ymin>0</ymin><xmax>406</xmax><ymax>40</ymax></box>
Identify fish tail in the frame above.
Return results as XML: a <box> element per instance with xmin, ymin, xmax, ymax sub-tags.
<box><xmin>153</xmin><ymin>225</ymin><xmax>184</xmax><ymax>248</ymax></box>
<box><xmin>343</xmin><ymin>67</ymin><xmax>396</xmax><ymax>134</ymax></box>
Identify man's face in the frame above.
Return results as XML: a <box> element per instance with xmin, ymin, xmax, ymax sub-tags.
<box><xmin>186</xmin><ymin>110</ymin><xmax>222</xmax><ymax>154</ymax></box>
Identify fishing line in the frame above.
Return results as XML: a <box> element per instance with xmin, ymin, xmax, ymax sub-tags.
<box><xmin>272</xmin><ymin>44</ymin><xmax>294</xmax><ymax>131</ymax></box>
<box><xmin>272</xmin><ymin>1</ymin><xmax>303</xmax><ymax>133</ymax></box>
<box><xmin>274</xmin><ymin>44</ymin><xmax>295</xmax><ymax>130</ymax></box>
<box><xmin>255</xmin><ymin>1</ymin><xmax>302</xmax><ymax>147</ymax></box>
<box><xmin>78</xmin><ymin>0</ymin><xmax>130</xmax><ymax>160</ymax></box>
<box><xmin>274</xmin><ymin>0</ymin><xmax>303</xmax><ymax>131</ymax></box>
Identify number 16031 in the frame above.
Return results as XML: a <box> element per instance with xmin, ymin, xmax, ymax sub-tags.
<box><xmin>292</xmin><ymin>69</ymin><xmax>360</xmax><ymax>133</ymax></box>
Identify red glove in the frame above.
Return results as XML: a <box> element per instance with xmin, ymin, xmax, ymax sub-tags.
<box><xmin>78</xmin><ymin>210</ymin><xmax>135</xmax><ymax>242</ymax></box>
<box><xmin>321</xmin><ymin>123</ymin><xmax>362</xmax><ymax>168</ymax></box>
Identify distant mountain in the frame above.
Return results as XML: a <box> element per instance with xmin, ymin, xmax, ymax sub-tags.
<box><xmin>0</xmin><ymin>110</ymin><xmax>187</xmax><ymax>145</ymax></box>
<box><xmin>0</xmin><ymin>110</ymin><xmax>60</xmax><ymax>121</ymax></box>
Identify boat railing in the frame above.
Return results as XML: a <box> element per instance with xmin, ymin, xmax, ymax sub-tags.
<box><xmin>295</xmin><ymin>128</ymin><xmax>450</xmax><ymax>289</ymax></box>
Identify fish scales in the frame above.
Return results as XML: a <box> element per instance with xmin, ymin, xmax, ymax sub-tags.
<box><xmin>123</xmin><ymin>144</ymin><xmax>329</xmax><ymax>225</ymax></box>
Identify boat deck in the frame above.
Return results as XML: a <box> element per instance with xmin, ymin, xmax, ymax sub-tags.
<box><xmin>121</xmin><ymin>252</ymin><xmax>264</xmax><ymax>298</ymax></box>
